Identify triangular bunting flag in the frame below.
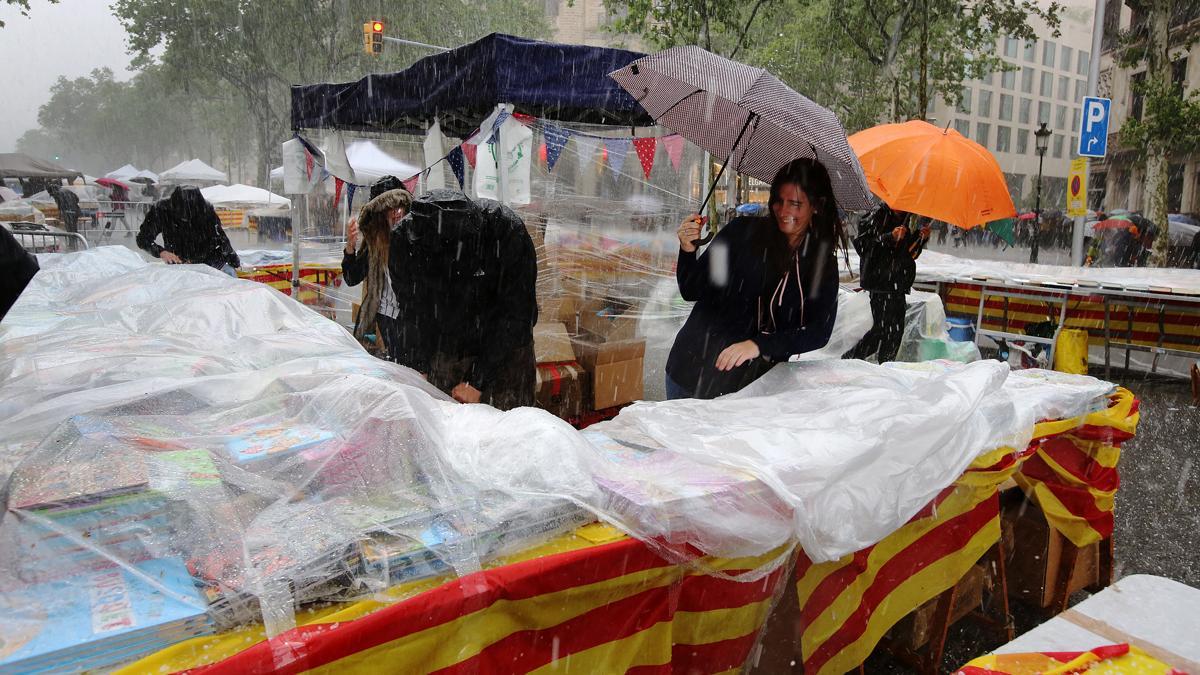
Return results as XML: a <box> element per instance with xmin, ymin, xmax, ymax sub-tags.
<box><xmin>662</xmin><ymin>135</ymin><xmax>684</xmax><ymax>171</ymax></box>
<box><xmin>463</xmin><ymin>142</ymin><xmax>477</xmax><ymax>169</ymax></box>
<box><xmin>543</xmin><ymin>124</ymin><xmax>571</xmax><ymax>172</ymax></box>
<box><xmin>402</xmin><ymin>175</ymin><xmax>418</xmax><ymax>193</ymax></box>
<box><xmin>486</xmin><ymin>110</ymin><xmax>512</xmax><ymax>144</ymax></box>
<box><xmin>632</xmin><ymin>137</ymin><xmax>657</xmax><ymax>179</ymax></box>
<box><xmin>604</xmin><ymin>138</ymin><xmax>631</xmax><ymax>177</ymax></box>
<box><xmin>446</xmin><ymin>146</ymin><xmax>466</xmax><ymax>188</ymax></box>
<box><xmin>332</xmin><ymin>177</ymin><xmax>345</xmax><ymax>212</ymax></box>
<box><xmin>574</xmin><ymin>135</ymin><xmax>601</xmax><ymax>168</ymax></box>
<box><xmin>345</xmin><ymin>184</ymin><xmax>357</xmax><ymax>209</ymax></box>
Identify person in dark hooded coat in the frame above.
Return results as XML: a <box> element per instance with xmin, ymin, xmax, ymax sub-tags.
<box><xmin>847</xmin><ymin>203</ymin><xmax>930</xmax><ymax>363</ymax></box>
<box><xmin>342</xmin><ymin>181</ymin><xmax>413</xmax><ymax>362</ymax></box>
<box><xmin>136</xmin><ymin>185</ymin><xmax>240</xmax><ymax>274</ymax></box>
<box><xmin>389</xmin><ymin>189</ymin><xmax>537</xmax><ymax>410</ymax></box>
<box><xmin>47</xmin><ymin>184</ymin><xmax>81</xmax><ymax>233</ymax></box>
<box><xmin>1</xmin><ymin>226</ymin><xmax>39</xmax><ymax>322</ymax></box>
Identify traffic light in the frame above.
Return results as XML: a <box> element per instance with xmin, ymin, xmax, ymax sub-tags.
<box><xmin>363</xmin><ymin>21</ymin><xmax>384</xmax><ymax>56</ymax></box>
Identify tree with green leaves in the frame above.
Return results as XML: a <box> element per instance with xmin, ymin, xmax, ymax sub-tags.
<box><xmin>113</xmin><ymin>0</ymin><xmax>551</xmax><ymax>186</ymax></box>
<box><xmin>1</xmin><ymin>0</ymin><xmax>57</xmax><ymax>28</ymax></box>
<box><xmin>1116</xmin><ymin>0</ymin><xmax>1200</xmax><ymax>267</ymax></box>
<box><xmin>606</xmin><ymin>0</ymin><xmax>1060</xmax><ymax>129</ymax></box>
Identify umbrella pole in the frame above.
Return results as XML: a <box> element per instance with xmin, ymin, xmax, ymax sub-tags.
<box><xmin>694</xmin><ymin>114</ymin><xmax>756</xmax><ymax>245</ymax></box>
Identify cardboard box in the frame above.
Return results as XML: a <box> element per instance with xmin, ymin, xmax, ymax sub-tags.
<box><xmin>535</xmin><ymin>362</ymin><xmax>588</xmax><ymax>419</ymax></box>
<box><xmin>576</xmin><ymin>298</ymin><xmax>639</xmax><ymax>342</ymax></box>
<box><xmin>574</xmin><ymin>338</ymin><xmax>645</xmax><ymax>409</ymax></box>
<box><xmin>533</xmin><ymin>321</ymin><xmax>576</xmax><ymax>364</ymax></box>
<box><xmin>1003</xmin><ymin>492</ymin><xmax>1099</xmax><ymax>608</ymax></box>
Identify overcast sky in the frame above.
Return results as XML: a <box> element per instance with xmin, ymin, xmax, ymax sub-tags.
<box><xmin>0</xmin><ymin>1</ymin><xmax>134</xmax><ymax>153</ymax></box>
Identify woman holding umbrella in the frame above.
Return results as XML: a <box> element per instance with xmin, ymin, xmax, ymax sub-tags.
<box><xmin>665</xmin><ymin>158</ymin><xmax>844</xmax><ymax>399</ymax></box>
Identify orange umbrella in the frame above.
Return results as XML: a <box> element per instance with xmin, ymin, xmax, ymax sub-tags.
<box><xmin>848</xmin><ymin>120</ymin><xmax>1016</xmax><ymax>229</ymax></box>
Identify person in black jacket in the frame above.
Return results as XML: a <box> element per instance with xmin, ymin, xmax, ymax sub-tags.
<box><xmin>47</xmin><ymin>184</ymin><xmax>81</xmax><ymax>233</ymax></box>
<box><xmin>390</xmin><ymin>189</ymin><xmax>537</xmax><ymax>410</ymax></box>
<box><xmin>342</xmin><ymin>177</ymin><xmax>412</xmax><ymax>362</ymax></box>
<box><xmin>666</xmin><ymin>158</ymin><xmax>845</xmax><ymax>400</ymax></box>
<box><xmin>136</xmin><ymin>186</ymin><xmax>240</xmax><ymax>274</ymax></box>
<box><xmin>1</xmin><ymin>226</ymin><xmax>39</xmax><ymax>322</ymax></box>
<box><xmin>847</xmin><ymin>204</ymin><xmax>930</xmax><ymax>363</ymax></box>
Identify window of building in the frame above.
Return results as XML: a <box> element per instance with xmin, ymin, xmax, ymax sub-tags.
<box><xmin>1019</xmin><ymin>97</ymin><xmax>1032</xmax><ymax>123</ymax></box>
<box><xmin>1002</xmin><ymin>70</ymin><xmax>1016</xmax><ymax>90</ymax></box>
<box><xmin>954</xmin><ymin>118</ymin><xmax>971</xmax><ymax>136</ymax></box>
<box><xmin>1078</xmin><ymin>51</ymin><xmax>1090</xmax><ymax>76</ymax></box>
<box><xmin>1058</xmin><ymin>75</ymin><xmax>1070</xmax><ymax>100</ymax></box>
<box><xmin>1017</xmin><ymin>128</ymin><xmax>1030</xmax><ymax>154</ymax></box>
<box><xmin>978</xmin><ymin>89</ymin><xmax>993</xmax><ymax>116</ymax></box>
<box><xmin>976</xmin><ymin>122</ymin><xmax>991</xmax><ymax>146</ymax></box>
<box><xmin>1173</xmin><ymin>58</ymin><xmax>1189</xmax><ymax>87</ymax></box>
<box><xmin>999</xmin><ymin>94</ymin><xmax>1014</xmax><ymax>121</ymax></box>
<box><xmin>1061</xmin><ymin>45</ymin><xmax>1073</xmax><ymax>72</ymax></box>
<box><xmin>1072</xmin><ymin>107</ymin><xmax>1080</xmax><ymax>131</ymax></box>
<box><xmin>1040</xmin><ymin>71</ymin><xmax>1053</xmax><ymax>97</ymax></box>
<box><xmin>1038</xmin><ymin>100</ymin><xmax>1051</xmax><ymax>123</ymax></box>
<box><xmin>1022</xmin><ymin>66</ymin><xmax>1034</xmax><ymax>93</ymax></box>
<box><xmin>1056</xmin><ymin>104</ymin><xmax>1067</xmax><ymax>130</ymax></box>
<box><xmin>1024</xmin><ymin>39</ymin><xmax>1037</xmax><ymax>62</ymax></box>
<box><xmin>1130</xmin><ymin>71</ymin><xmax>1146</xmax><ymax>120</ymax></box>
<box><xmin>1004</xmin><ymin>37</ymin><xmax>1019</xmax><ymax>58</ymax></box>
<box><xmin>1053</xmin><ymin>134</ymin><xmax>1064</xmax><ymax>158</ymax></box>
<box><xmin>996</xmin><ymin>126</ymin><xmax>1012</xmax><ymax>153</ymax></box>
<box><xmin>1071</xmin><ymin>135</ymin><xmax>1078</xmax><ymax>156</ymax></box>
<box><xmin>958</xmin><ymin>87</ymin><xmax>973</xmax><ymax>114</ymax></box>
<box><xmin>982</xmin><ymin>71</ymin><xmax>994</xmax><ymax>86</ymax></box>
<box><xmin>1043</xmin><ymin>40</ymin><xmax>1056</xmax><ymax>67</ymax></box>
<box><xmin>1074</xmin><ymin>79</ymin><xmax>1086</xmax><ymax>101</ymax></box>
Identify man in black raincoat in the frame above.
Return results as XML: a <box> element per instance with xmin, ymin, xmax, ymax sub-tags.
<box><xmin>1</xmin><ymin>226</ymin><xmax>39</xmax><ymax>322</ymax></box>
<box><xmin>389</xmin><ymin>189</ymin><xmax>537</xmax><ymax>410</ymax></box>
<box><xmin>137</xmin><ymin>186</ymin><xmax>240</xmax><ymax>274</ymax></box>
<box><xmin>47</xmin><ymin>184</ymin><xmax>81</xmax><ymax>233</ymax></box>
<box><xmin>848</xmin><ymin>204</ymin><xmax>930</xmax><ymax>363</ymax></box>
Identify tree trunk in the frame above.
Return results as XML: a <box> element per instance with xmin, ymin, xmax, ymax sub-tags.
<box><xmin>1145</xmin><ymin>0</ymin><xmax>1172</xmax><ymax>267</ymax></box>
<box><xmin>918</xmin><ymin>0</ymin><xmax>928</xmax><ymax>119</ymax></box>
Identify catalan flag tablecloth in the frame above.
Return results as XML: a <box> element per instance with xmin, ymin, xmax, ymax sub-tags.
<box><xmin>127</xmin><ymin>390</ymin><xmax>1137</xmax><ymax>675</ymax></box>
<box><xmin>795</xmin><ymin>389</ymin><xmax>1138</xmax><ymax>675</ymax></box>
<box><xmin>122</xmin><ymin>524</ymin><xmax>789</xmax><ymax>674</ymax></box>
<box><xmin>237</xmin><ymin>264</ymin><xmax>343</xmax><ymax>307</ymax></box>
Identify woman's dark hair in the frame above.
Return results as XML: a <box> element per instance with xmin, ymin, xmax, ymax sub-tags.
<box><xmin>762</xmin><ymin>157</ymin><xmax>850</xmax><ymax>274</ymax></box>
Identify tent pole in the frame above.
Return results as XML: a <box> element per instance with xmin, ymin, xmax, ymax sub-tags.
<box><xmin>291</xmin><ymin>192</ymin><xmax>304</xmax><ymax>296</ymax></box>
<box><xmin>496</xmin><ymin>103</ymin><xmax>512</xmax><ymax>205</ymax></box>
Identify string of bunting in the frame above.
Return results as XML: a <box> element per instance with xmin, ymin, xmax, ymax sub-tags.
<box><xmin>332</xmin><ymin>113</ymin><xmax>686</xmax><ymax>202</ymax></box>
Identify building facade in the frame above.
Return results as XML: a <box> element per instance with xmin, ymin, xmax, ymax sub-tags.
<box><xmin>927</xmin><ymin>2</ymin><xmax>1096</xmax><ymax>214</ymax></box>
<box><xmin>545</xmin><ymin>0</ymin><xmax>645</xmax><ymax>50</ymax></box>
<box><xmin>1094</xmin><ymin>2</ymin><xmax>1200</xmax><ymax>216</ymax></box>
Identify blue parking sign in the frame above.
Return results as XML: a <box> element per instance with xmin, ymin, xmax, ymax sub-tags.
<box><xmin>1077</xmin><ymin>96</ymin><xmax>1110</xmax><ymax>158</ymax></box>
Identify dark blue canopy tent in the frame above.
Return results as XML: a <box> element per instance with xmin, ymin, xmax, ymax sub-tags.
<box><xmin>290</xmin><ymin>33</ymin><xmax>652</xmax><ymax>137</ymax></box>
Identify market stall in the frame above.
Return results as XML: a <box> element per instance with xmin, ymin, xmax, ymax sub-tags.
<box><xmin>0</xmin><ymin>247</ymin><xmax>1139</xmax><ymax>673</ymax></box>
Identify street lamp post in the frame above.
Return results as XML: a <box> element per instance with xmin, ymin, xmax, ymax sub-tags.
<box><xmin>1031</xmin><ymin>122</ymin><xmax>1052</xmax><ymax>264</ymax></box>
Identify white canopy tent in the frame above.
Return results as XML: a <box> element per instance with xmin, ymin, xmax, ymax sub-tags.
<box><xmin>105</xmin><ymin>164</ymin><xmax>140</xmax><ymax>179</ymax></box>
<box><xmin>160</xmin><ymin>158</ymin><xmax>228</xmax><ymax>183</ymax></box>
<box><xmin>268</xmin><ymin>140</ymin><xmax>419</xmax><ymax>186</ymax></box>
<box><xmin>200</xmin><ymin>183</ymin><xmax>291</xmax><ymax>208</ymax></box>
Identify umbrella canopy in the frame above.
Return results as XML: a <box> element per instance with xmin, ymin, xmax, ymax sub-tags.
<box><xmin>848</xmin><ymin>120</ymin><xmax>1016</xmax><ymax>229</ymax></box>
<box><xmin>1093</xmin><ymin>217</ymin><xmax>1138</xmax><ymax>232</ymax></box>
<box><xmin>95</xmin><ymin>177</ymin><xmax>131</xmax><ymax>190</ymax></box>
<box><xmin>1017</xmin><ymin>211</ymin><xmax>1037</xmax><ymax>221</ymax></box>
<box><xmin>0</xmin><ymin>153</ymin><xmax>82</xmax><ymax>180</ymax></box>
<box><xmin>609</xmin><ymin>45</ymin><xmax>872</xmax><ymax>210</ymax></box>
<box><xmin>160</xmin><ymin>158</ymin><xmax>228</xmax><ymax>183</ymax></box>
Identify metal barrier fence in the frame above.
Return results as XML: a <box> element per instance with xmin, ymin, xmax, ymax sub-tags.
<box><xmin>6</xmin><ymin>221</ymin><xmax>89</xmax><ymax>253</ymax></box>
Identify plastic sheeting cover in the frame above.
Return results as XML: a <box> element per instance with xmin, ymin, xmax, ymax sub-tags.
<box><xmin>0</xmin><ymin>247</ymin><xmax>1114</xmax><ymax>670</ymax></box>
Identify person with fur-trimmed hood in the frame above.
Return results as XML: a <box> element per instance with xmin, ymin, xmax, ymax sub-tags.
<box><xmin>342</xmin><ymin>177</ymin><xmax>413</xmax><ymax>363</ymax></box>
<box><xmin>389</xmin><ymin>189</ymin><xmax>537</xmax><ymax>410</ymax></box>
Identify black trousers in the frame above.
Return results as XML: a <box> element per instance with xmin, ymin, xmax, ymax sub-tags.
<box><xmin>848</xmin><ymin>292</ymin><xmax>907</xmax><ymax>363</ymax></box>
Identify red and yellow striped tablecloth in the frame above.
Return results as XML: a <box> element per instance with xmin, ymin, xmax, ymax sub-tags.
<box><xmin>237</xmin><ymin>264</ymin><xmax>343</xmax><ymax>306</ymax></box>
<box><xmin>943</xmin><ymin>282</ymin><xmax>1200</xmax><ymax>355</ymax></box>
<box><xmin>796</xmin><ymin>389</ymin><xmax>1139</xmax><ymax>675</ymax></box>
<box><xmin>124</xmin><ymin>525</ymin><xmax>787</xmax><ymax>674</ymax></box>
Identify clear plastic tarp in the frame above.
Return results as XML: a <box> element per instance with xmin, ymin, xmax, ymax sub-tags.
<box><xmin>0</xmin><ymin>246</ymin><xmax>1119</xmax><ymax>672</ymax></box>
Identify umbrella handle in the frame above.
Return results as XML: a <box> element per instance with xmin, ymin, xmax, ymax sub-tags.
<box><xmin>693</xmin><ymin>216</ymin><xmax>715</xmax><ymax>246</ymax></box>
